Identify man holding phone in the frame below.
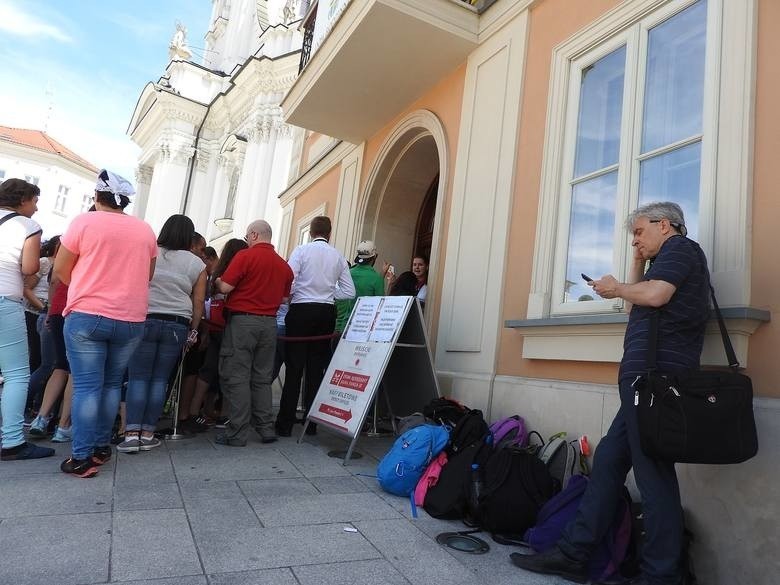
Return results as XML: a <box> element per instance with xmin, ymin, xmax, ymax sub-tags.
<box><xmin>512</xmin><ymin>202</ymin><xmax>710</xmax><ymax>585</ymax></box>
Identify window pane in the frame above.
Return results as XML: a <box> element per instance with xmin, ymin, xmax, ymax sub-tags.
<box><xmin>639</xmin><ymin>141</ymin><xmax>701</xmax><ymax>241</ymax></box>
<box><xmin>574</xmin><ymin>46</ymin><xmax>626</xmax><ymax>178</ymax></box>
<box><xmin>642</xmin><ymin>0</ymin><xmax>707</xmax><ymax>153</ymax></box>
<box><xmin>564</xmin><ymin>172</ymin><xmax>618</xmax><ymax>303</ymax></box>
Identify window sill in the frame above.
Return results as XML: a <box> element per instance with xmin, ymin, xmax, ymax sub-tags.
<box><xmin>505</xmin><ymin>307</ymin><xmax>770</xmax><ymax>367</ymax></box>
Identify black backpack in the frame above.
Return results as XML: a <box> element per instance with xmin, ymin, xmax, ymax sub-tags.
<box><xmin>423</xmin><ymin>439</ymin><xmax>492</xmax><ymax>519</ymax></box>
<box><xmin>423</xmin><ymin>397</ymin><xmax>469</xmax><ymax>428</ymax></box>
<box><xmin>478</xmin><ymin>447</ymin><xmax>557</xmax><ymax>537</ymax></box>
<box><xmin>448</xmin><ymin>409</ymin><xmax>489</xmax><ymax>455</ymax></box>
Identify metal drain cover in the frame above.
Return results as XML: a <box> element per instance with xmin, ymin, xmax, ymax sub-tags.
<box><xmin>435</xmin><ymin>532</ymin><xmax>490</xmax><ymax>554</ymax></box>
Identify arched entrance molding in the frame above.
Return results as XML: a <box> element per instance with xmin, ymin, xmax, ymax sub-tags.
<box><xmin>357</xmin><ymin>110</ymin><xmax>448</xmax><ymax>328</ymax></box>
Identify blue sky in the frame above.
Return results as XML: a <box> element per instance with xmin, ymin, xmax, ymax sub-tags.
<box><xmin>0</xmin><ymin>0</ymin><xmax>214</xmax><ymax>181</ymax></box>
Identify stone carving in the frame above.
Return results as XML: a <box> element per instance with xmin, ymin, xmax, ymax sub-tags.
<box><xmin>169</xmin><ymin>21</ymin><xmax>193</xmax><ymax>61</ymax></box>
<box><xmin>135</xmin><ymin>165</ymin><xmax>154</xmax><ymax>185</ymax></box>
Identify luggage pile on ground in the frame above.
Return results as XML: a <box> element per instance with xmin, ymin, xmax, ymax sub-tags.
<box><xmin>376</xmin><ymin>396</ymin><xmax>640</xmax><ymax>584</ymax></box>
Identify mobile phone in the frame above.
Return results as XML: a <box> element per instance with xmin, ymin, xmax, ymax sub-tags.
<box><xmin>388</xmin><ymin>265</ymin><xmax>395</xmax><ymax>275</ymax></box>
<box><xmin>581</xmin><ymin>273</ymin><xmax>593</xmax><ymax>283</ymax></box>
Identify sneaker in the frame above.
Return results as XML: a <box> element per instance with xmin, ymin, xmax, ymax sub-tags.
<box><xmin>61</xmin><ymin>457</ymin><xmax>99</xmax><ymax>478</ymax></box>
<box><xmin>257</xmin><ymin>427</ymin><xmax>278</xmax><ymax>444</ymax></box>
<box><xmin>139</xmin><ymin>437</ymin><xmax>161</xmax><ymax>451</ymax></box>
<box><xmin>214</xmin><ymin>416</ymin><xmax>230</xmax><ymax>429</ymax></box>
<box><xmin>116</xmin><ymin>438</ymin><xmax>141</xmax><ymax>453</ymax></box>
<box><xmin>181</xmin><ymin>416</ymin><xmax>210</xmax><ymax>434</ymax></box>
<box><xmin>28</xmin><ymin>414</ymin><xmax>51</xmax><ymax>438</ymax></box>
<box><xmin>92</xmin><ymin>445</ymin><xmax>113</xmax><ymax>465</ymax></box>
<box><xmin>1</xmin><ymin>442</ymin><xmax>55</xmax><ymax>461</ymax></box>
<box><xmin>51</xmin><ymin>426</ymin><xmax>72</xmax><ymax>443</ymax></box>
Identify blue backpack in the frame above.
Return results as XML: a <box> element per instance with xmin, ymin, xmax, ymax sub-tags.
<box><xmin>377</xmin><ymin>424</ymin><xmax>449</xmax><ymax>497</ymax></box>
<box><xmin>523</xmin><ymin>475</ymin><xmax>633</xmax><ymax>582</ymax></box>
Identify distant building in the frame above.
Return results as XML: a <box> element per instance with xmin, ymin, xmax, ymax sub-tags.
<box><xmin>0</xmin><ymin>125</ymin><xmax>98</xmax><ymax>237</ymax></box>
<box><xmin>127</xmin><ymin>0</ymin><xmax>306</xmax><ymax>249</ymax></box>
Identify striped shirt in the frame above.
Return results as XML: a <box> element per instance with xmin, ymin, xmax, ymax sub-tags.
<box><xmin>619</xmin><ymin>235</ymin><xmax>710</xmax><ymax>381</ymax></box>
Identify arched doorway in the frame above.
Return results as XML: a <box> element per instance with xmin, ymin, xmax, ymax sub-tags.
<box><xmin>359</xmin><ymin>110</ymin><xmax>448</xmax><ymax>326</ymax></box>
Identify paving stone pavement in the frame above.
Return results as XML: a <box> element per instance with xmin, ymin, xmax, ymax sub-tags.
<box><xmin>0</xmin><ymin>426</ymin><xmax>572</xmax><ymax>585</ymax></box>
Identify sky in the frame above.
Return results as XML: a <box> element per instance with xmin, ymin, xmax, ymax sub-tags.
<box><xmin>0</xmin><ymin>0</ymin><xmax>215</xmax><ymax>182</ymax></box>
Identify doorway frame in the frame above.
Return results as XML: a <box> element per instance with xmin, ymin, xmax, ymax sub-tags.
<box><xmin>357</xmin><ymin>109</ymin><xmax>449</xmax><ymax>332</ymax></box>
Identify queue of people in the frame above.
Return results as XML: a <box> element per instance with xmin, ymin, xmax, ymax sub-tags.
<box><xmin>0</xmin><ymin>171</ymin><xmax>429</xmax><ymax>475</ymax></box>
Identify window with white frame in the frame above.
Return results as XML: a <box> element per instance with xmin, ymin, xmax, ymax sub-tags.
<box><xmin>25</xmin><ymin>175</ymin><xmax>39</xmax><ymax>186</ymax></box>
<box><xmin>80</xmin><ymin>192</ymin><xmax>92</xmax><ymax>213</ymax></box>
<box><xmin>552</xmin><ymin>0</ymin><xmax>710</xmax><ymax>313</ymax></box>
<box><xmin>55</xmin><ymin>185</ymin><xmax>70</xmax><ymax>213</ymax></box>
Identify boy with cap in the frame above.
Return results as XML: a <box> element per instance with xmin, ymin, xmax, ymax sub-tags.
<box><xmin>334</xmin><ymin>240</ymin><xmax>385</xmax><ymax>341</ymax></box>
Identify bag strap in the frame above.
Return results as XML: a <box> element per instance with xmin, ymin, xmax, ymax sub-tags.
<box><xmin>646</xmin><ymin>245</ymin><xmax>739</xmax><ymax>371</ymax></box>
<box><xmin>0</xmin><ymin>212</ymin><xmax>21</xmax><ymax>228</ymax></box>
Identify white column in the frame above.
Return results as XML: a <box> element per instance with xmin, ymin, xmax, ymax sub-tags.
<box><xmin>262</xmin><ymin>119</ymin><xmax>294</xmax><ymax>239</ymax></box>
<box><xmin>132</xmin><ymin>165</ymin><xmax>154</xmax><ymax>220</ymax></box>
<box><xmin>230</xmin><ymin>136</ymin><xmax>262</xmax><ymax>237</ymax></box>
<box><xmin>144</xmin><ymin>144</ymin><xmax>193</xmax><ymax>234</ymax></box>
<box><xmin>185</xmin><ymin>148</ymin><xmax>218</xmax><ymax>234</ymax></box>
<box><xmin>206</xmin><ymin>154</ymin><xmax>237</xmax><ymax>241</ymax></box>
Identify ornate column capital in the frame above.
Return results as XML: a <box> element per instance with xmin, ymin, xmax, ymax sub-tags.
<box><xmin>135</xmin><ymin>165</ymin><xmax>154</xmax><ymax>185</ymax></box>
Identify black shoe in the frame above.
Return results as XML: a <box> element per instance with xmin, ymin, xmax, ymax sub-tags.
<box><xmin>257</xmin><ymin>428</ymin><xmax>278</xmax><ymax>444</ymax></box>
<box><xmin>1</xmin><ymin>442</ymin><xmax>55</xmax><ymax>461</ymax></box>
<box><xmin>510</xmin><ymin>548</ymin><xmax>588</xmax><ymax>584</ymax></box>
<box><xmin>91</xmin><ymin>445</ymin><xmax>112</xmax><ymax>465</ymax></box>
<box><xmin>180</xmin><ymin>416</ymin><xmax>209</xmax><ymax>434</ymax></box>
<box><xmin>275</xmin><ymin>423</ymin><xmax>292</xmax><ymax>437</ymax></box>
<box><xmin>61</xmin><ymin>457</ymin><xmax>99</xmax><ymax>478</ymax></box>
<box><xmin>214</xmin><ymin>433</ymin><xmax>246</xmax><ymax>447</ymax></box>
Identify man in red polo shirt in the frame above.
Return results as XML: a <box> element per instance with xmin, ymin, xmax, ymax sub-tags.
<box><xmin>214</xmin><ymin>219</ymin><xmax>293</xmax><ymax>445</ymax></box>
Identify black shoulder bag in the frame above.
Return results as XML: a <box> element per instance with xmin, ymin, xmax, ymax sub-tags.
<box><xmin>634</xmin><ymin>284</ymin><xmax>758</xmax><ymax>464</ymax></box>
<box><xmin>0</xmin><ymin>211</ymin><xmax>21</xmax><ymax>227</ymax></box>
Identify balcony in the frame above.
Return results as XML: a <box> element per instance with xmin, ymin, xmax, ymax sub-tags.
<box><xmin>283</xmin><ymin>0</ymin><xmax>480</xmax><ymax>143</ymax></box>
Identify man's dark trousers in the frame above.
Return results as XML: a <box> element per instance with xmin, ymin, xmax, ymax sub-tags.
<box><xmin>558</xmin><ymin>378</ymin><xmax>683</xmax><ymax>585</ymax></box>
<box><xmin>276</xmin><ymin>303</ymin><xmax>336</xmax><ymax>431</ymax></box>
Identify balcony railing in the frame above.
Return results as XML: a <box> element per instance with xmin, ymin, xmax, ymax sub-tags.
<box><xmin>298</xmin><ymin>8</ymin><xmax>316</xmax><ymax>72</ymax></box>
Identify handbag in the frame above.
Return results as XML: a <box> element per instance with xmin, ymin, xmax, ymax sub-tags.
<box><xmin>634</xmin><ymin>283</ymin><xmax>758</xmax><ymax>464</ymax></box>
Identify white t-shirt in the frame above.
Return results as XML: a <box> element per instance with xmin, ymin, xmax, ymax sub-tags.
<box><xmin>287</xmin><ymin>238</ymin><xmax>355</xmax><ymax>304</ymax></box>
<box><xmin>0</xmin><ymin>210</ymin><xmax>42</xmax><ymax>299</ymax></box>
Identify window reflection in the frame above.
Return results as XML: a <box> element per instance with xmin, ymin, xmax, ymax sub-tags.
<box><xmin>565</xmin><ymin>172</ymin><xmax>618</xmax><ymax>303</ymax></box>
<box><xmin>639</xmin><ymin>142</ymin><xmax>701</xmax><ymax>241</ymax></box>
<box><xmin>574</xmin><ymin>46</ymin><xmax>626</xmax><ymax>178</ymax></box>
<box><xmin>642</xmin><ymin>0</ymin><xmax>707</xmax><ymax>153</ymax></box>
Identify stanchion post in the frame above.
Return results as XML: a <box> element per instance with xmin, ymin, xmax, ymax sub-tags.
<box><xmin>164</xmin><ymin>348</ymin><xmax>189</xmax><ymax>441</ymax></box>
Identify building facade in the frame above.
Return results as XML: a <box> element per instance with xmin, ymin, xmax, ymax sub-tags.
<box><xmin>127</xmin><ymin>0</ymin><xmax>306</xmax><ymax>247</ymax></box>
<box><xmin>0</xmin><ymin>126</ymin><xmax>98</xmax><ymax>237</ymax></box>
<box><xmin>278</xmin><ymin>1</ymin><xmax>777</xmax><ymax>584</ymax></box>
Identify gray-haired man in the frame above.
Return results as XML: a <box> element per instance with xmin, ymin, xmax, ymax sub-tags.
<box><xmin>512</xmin><ymin>202</ymin><xmax>710</xmax><ymax>585</ymax></box>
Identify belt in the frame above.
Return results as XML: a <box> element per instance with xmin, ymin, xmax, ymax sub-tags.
<box><xmin>229</xmin><ymin>311</ymin><xmax>272</xmax><ymax>317</ymax></box>
<box><xmin>146</xmin><ymin>313</ymin><xmax>190</xmax><ymax>326</ymax></box>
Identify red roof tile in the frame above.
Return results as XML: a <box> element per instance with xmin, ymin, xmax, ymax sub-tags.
<box><xmin>0</xmin><ymin>125</ymin><xmax>99</xmax><ymax>175</ymax></box>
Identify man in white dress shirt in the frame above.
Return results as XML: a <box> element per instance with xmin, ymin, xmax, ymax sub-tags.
<box><xmin>275</xmin><ymin>216</ymin><xmax>355</xmax><ymax>436</ymax></box>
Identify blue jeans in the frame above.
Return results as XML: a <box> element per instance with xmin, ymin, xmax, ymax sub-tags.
<box><xmin>64</xmin><ymin>312</ymin><xmax>143</xmax><ymax>459</ymax></box>
<box><xmin>28</xmin><ymin>311</ymin><xmax>55</xmax><ymax>407</ymax></box>
<box><xmin>0</xmin><ymin>297</ymin><xmax>30</xmax><ymax>448</ymax></box>
<box><xmin>126</xmin><ymin>319</ymin><xmax>187</xmax><ymax>433</ymax></box>
<box><xmin>559</xmin><ymin>378</ymin><xmax>683</xmax><ymax>585</ymax></box>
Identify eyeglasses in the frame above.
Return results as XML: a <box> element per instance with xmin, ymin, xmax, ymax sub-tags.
<box><xmin>649</xmin><ymin>219</ymin><xmax>687</xmax><ymax>236</ymax></box>
<box><xmin>244</xmin><ymin>232</ymin><xmax>254</xmax><ymax>243</ymax></box>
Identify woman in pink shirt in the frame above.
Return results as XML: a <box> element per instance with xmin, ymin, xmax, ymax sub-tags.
<box><xmin>53</xmin><ymin>170</ymin><xmax>157</xmax><ymax>478</ymax></box>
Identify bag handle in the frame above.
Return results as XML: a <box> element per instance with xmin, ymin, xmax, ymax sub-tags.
<box><xmin>0</xmin><ymin>212</ymin><xmax>21</xmax><ymax>228</ymax></box>
<box><xmin>647</xmin><ymin>245</ymin><xmax>739</xmax><ymax>371</ymax></box>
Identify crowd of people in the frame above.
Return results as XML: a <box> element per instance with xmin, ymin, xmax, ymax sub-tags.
<box><xmin>0</xmin><ymin>171</ymin><xmax>429</xmax><ymax>477</ymax></box>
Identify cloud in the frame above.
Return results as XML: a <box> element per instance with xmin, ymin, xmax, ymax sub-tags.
<box><xmin>0</xmin><ymin>2</ymin><xmax>73</xmax><ymax>43</ymax></box>
<box><xmin>104</xmin><ymin>13</ymin><xmax>166</xmax><ymax>40</ymax></box>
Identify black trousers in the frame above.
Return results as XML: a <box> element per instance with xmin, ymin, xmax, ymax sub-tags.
<box><xmin>276</xmin><ymin>303</ymin><xmax>335</xmax><ymax>429</ymax></box>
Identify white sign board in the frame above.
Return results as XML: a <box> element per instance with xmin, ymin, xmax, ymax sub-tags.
<box><xmin>308</xmin><ymin>296</ymin><xmax>413</xmax><ymax>436</ymax></box>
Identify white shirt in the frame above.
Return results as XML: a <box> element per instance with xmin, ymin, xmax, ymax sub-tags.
<box><xmin>287</xmin><ymin>238</ymin><xmax>356</xmax><ymax>304</ymax></box>
<box><xmin>0</xmin><ymin>210</ymin><xmax>41</xmax><ymax>300</ymax></box>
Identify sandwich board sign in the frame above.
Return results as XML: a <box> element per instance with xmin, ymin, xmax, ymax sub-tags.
<box><xmin>303</xmin><ymin>296</ymin><xmax>439</xmax><ymax>463</ymax></box>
